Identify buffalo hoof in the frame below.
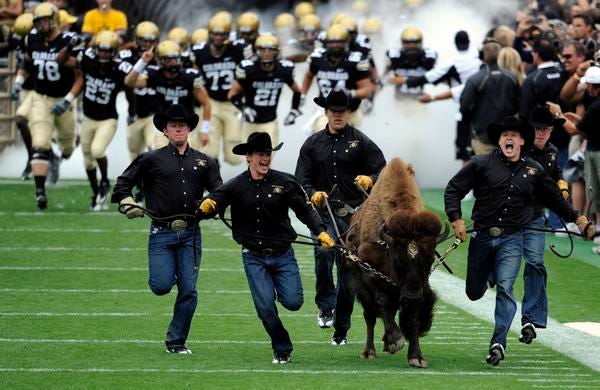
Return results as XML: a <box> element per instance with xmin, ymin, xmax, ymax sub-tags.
<box><xmin>385</xmin><ymin>336</ymin><xmax>405</xmax><ymax>354</ymax></box>
<box><xmin>408</xmin><ymin>357</ymin><xmax>428</xmax><ymax>368</ymax></box>
<box><xmin>361</xmin><ymin>348</ymin><xmax>377</xmax><ymax>359</ymax></box>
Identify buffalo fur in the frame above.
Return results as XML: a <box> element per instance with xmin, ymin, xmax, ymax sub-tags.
<box><xmin>345</xmin><ymin>158</ymin><xmax>441</xmax><ymax>368</ymax></box>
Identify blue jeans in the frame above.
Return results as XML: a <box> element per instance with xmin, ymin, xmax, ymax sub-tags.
<box><xmin>313</xmin><ymin>213</ymin><xmax>354</xmax><ymax>335</ymax></box>
<box><xmin>148</xmin><ymin>226</ymin><xmax>201</xmax><ymax>345</ymax></box>
<box><xmin>242</xmin><ymin>246</ymin><xmax>303</xmax><ymax>355</ymax></box>
<box><xmin>522</xmin><ymin>217</ymin><xmax>547</xmax><ymax>328</ymax></box>
<box><xmin>466</xmin><ymin>230</ymin><xmax>523</xmax><ymax>348</ymax></box>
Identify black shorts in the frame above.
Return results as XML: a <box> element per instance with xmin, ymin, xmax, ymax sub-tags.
<box><xmin>455</xmin><ymin>120</ymin><xmax>474</xmax><ymax>161</ymax></box>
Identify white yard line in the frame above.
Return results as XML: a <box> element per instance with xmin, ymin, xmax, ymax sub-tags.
<box><xmin>0</xmin><ymin>247</ymin><xmax>238</xmax><ymax>252</ymax></box>
<box><xmin>430</xmin><ymin>271</ymin><xmax>600</xmax><ymax>372</ymax></box>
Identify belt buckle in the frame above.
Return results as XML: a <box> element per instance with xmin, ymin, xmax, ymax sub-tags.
<box><xmin>262</xmin><ymin>248</ymin><xmax>275</xmax><ymax>256</ymax></box>
<box><xmin>488</xmin><ymin>227</ymin><xmax>503</xmax><ymax>238</ymax></box>
<box><xmin>169</xmin><ymin>219</ymin><xmax>188</xmax><ymax>232</ymax></box>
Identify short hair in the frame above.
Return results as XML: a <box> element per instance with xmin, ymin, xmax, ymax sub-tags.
<box><xmin>533</xmin><ymin>39</ymin><xmax>556</xmax><ymax>61</ymax></box>
<box><xmin>482</xmin><ymin>40</ymin><xmax>501</xmax><ymax>63</ymax></box>
<box><xmin>493</xmin><ymin>26</ymin><xmax>516</xmax><ymax>48</ymax></box>
<box><xmin>563</xmin><ymin>40</ymin><xmax>587</xmax><ymax>58</ymax></box>
<box><xmin>573</xmin><ymin>14</ymin><xmax>594</xmax><ymax>27</ymax></box>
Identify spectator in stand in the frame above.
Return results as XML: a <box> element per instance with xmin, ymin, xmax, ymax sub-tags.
<box><xmin>570</xmin><ymin>14</ymin><xmax>597</xmax><ymax>58</ymax></box>
<box><xmin>81</xmin><ymin>0</ymin><xmax>127</xmax><ymax>40</ymax></box>
<box><xmin>0</xmin><ymin>0</ymin><xmax>23</xmax><ymax>22</ymax></box>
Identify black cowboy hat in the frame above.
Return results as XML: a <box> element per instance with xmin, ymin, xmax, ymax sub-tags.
<box><xmin>153</xmin><ymin>104</ymin><xmax>199</xmax><ymax>131</ymax></box>
<box><xmin>313</xmin><ymin>89</ymin><xmax>361</xmax><ymax>112</ymax></box>
<box><xmin>487</xmin><ymin>116</ymin><xmax>534</xmax><ymax>148</ymax></box>
<box><xmin>529</xmin><ymin>105</ymin><xmax>566</xmax><ymax>128</ymax></box>
<box><xmin>232</xmin><ymin>131</ymin><xmax>283</xmax><ymax>155</ymax></box>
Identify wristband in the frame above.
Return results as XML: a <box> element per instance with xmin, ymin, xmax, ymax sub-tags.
<box><xmin>64</xmin><ymin>92</ymin><xmax>75</xmax><ymax>103</ymax></box>
<box><xmin>14</xmin><ymin>74</ymin><xmax>25</xmax><ymax>85</ymax></box>
<box><xmin>133</xmin><ymin>58</ymin><xmax>148</xmax><ymax>74</ymax></box>
<box><xmin>201</xmin><ymin>120</ymin><xmax>210</xmax><ymax>134</ymax></box>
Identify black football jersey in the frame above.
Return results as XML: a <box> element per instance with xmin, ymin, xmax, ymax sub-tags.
<box><xmin>308</xmin><ymin>48</ymin><xmax>370</xmax><ymax>98</ymax></box>
<box><xmin>119</xmin><ymin>48</ymin><xmax>158</xmax><ymax>118</ymax></box>
<box><xmin>386</xmin><ymin>47</ymin><xmax>437</xmax><ymax>94</ymax></box>
<box><xmin>80</xmin><ymin>48</ymin><xmax>130</xmax><ymax>120</ymax></box>
<box><xmin>145</xmin><ymin>65</ymin><xmax>204</xmax><ymax>114</ymax></box>
<box><xmin>193</xmin><ymin>39</ymin><xmax>253</xmax><ymax>101</ymax></box>
<box><xmin>14</xmin><ymin>38</ymin><xmax>35</xmax><ymax>91</ymax></box>
<box><xmin>25</xmin><ymin>29</ymin><xmax>76</xmax><ymax>98</ymax></box>
<box><xmin>235</xmin><ymin>59</ymin><xmax>295</xmax><ymax>123</ymax></box>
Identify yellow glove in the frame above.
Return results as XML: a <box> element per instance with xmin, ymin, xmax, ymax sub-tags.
<box><xmin>557</xmin><ymin>180</ymin><xmax>569</xmax><ymax>200</ymax></box>
<box><xmin>575</xmin><ymin>215</ymin><xmax>595</xmax><ymax>240</ymax></box>
<box><xmin>317</xmin><ymin>231</ymin><xmax>335</xmax><ymax>249</ymax></box>
<box><xmin>354</xmin><ymin>175</ymin><xmax>373</xmax><ymax>191</ymax></box>
<box><xmin>119</xmin><ymin>196</ymin><xmax>143</xmax><ymax>219</ymax></box>
<box><xmin>198</xmin><ymin>198</ymin><xmax>217</xmax><ymax>214</ymax></box>
<box><xmin>451</xmin><ymin>219</ymin><xmax>467</xmax><ymax>242</ymax></box>
<box><xmin>310</xmin><ymin>191</ymin><xmax>328</xmax><ymax>208</ymax></box>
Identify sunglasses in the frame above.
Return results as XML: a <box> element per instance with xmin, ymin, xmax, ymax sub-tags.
<box><xmin>562</xmin><ymin>53</ymin><xmax>573</xmax><ymax>59</ymax></box>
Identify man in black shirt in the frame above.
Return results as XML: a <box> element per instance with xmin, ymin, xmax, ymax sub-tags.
<box><xmin>444</xmin><ymin>116</ymin><xmax>593</xmax><ymax>366</ymax></box>
<box><xmin>198</xmin><ymin>132</ymin><xmax>334</xmax><ymax>364</ymax></box>
<box><xmin>295</xmin><ymin>89</ymin><xmax>386</xmax><ymax>345</ymax></box>
<box><xmin>111</xmin><ymin>104</ymin><xmax>222</xmax><ymax>355</ymax></box>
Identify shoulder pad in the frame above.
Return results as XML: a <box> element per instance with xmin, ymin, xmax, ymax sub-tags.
<box><xmin>118</xmin><ymin>49</ymin><xmax>133</xmax><ymax>59</ymax></box>
<box><xmin>424</xmin><ymin>48</ymin><xmax>438</xmax><ymax>59</ymax></box>
<box><xmin>84</xmin><ymin>47</ymin><xmax>96</xmax><ymax>59</ymax></box>
<box><xmin>232</xmin><ymin>38</ymin><xmax>246</xmax><ymax>46</ymax></box>
<box><xmin>147</xmin><ymin>64</ymin><xmax>160</xmax><ymax>71</ymax></box>
<box><xmin>355</xmin><ymin>34</ymin><xmax>371</xmax><ymax>49</ymax></box>
<box><xmin>62</xmin><ymin>31</ymin><xmax>76</xmax><ymax>39</ymax></box>
<box><xmin>387</xmin><ymin>48</ymin><xmax>401</xmax><ymax>59</ymax></box>
<box><xmin>192</xmin><ymin>42</ymin><xmax>207</xmax><ymax>51</ymax></box>
<box><xmin>310</xmin><ymin>47</ymin><xmax>326</xmax><ymax>58</ymax></box>
<box><xmin>278</xmin><ymin>59</ymin><xmax>294</xmax><ymax>68</ymax></box>
<box><xmin>185</xmin><ymin>68</ymin><xmax>200</xmax><ymax>75</ymax></box>
<box><xmin>240</xmin><ymin>59</ymin><xmax>255</xmax><ymax>68</ymax></box>
<box><xmin>347</xmin><ymin>51</ymin><xmax>364</xmax><ymax>63</ymax></box>
<box><xmin>356</xmin><ymin>58</ymin><xmax>370</xmax><ymax>72</ymax></box>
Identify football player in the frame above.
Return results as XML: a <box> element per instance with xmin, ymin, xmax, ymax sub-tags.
<box><xmin>236</xmin><ymin>11</ymin><xmax>260</xmax><ymax>47</ymax></box>
<box><xmin>228</xmin><ymin>34</ymin><xmax>302</xmax><ymax>144</ymax></box>
<box><xmin>301</xmin><ymin>24</ymin><xmax>373</xmax><ymax>131</ymax></box>
<box><xmin>193</xmin><ymin>13</ymin><xmax>252</xmax><ymax>164</ymax></box>
<box><xmin>125</xmin><ymin>40</ymin><xmax>212</xmax><ymax>151</ymax></box>
<box><xmin>77</xmin><ymin>30</ymin><xmax>131</xmax><ymax>210</ymax></box>
<box><xmin>167</xmin><ymin>27</ymin><xmax>194</xmax><ymax>69</ymax></box>
<box><xmin>282</xmin><ymin>13</ymin><xmax>321</xmax><ymax>63</ymax></box>
<box><xmin>13</xmin><ymin>2</ymin><xmax>82</xmax><ymax>209</ymax></box>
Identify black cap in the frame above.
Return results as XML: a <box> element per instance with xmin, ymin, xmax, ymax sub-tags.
<box><xmin>455</xmin><ymin>30</ymin><xmax>469</xmax><ymax>50</ymax></box>
<box><xmin>313</xmin><ymin>89</ymin><xmax>361</xmax><ymax>112</ymax></box>
<box><xmin>153</xmin><ymin>104</ymin><xmax>199</xmax><ymax>131</ymax></box>
<box><xmin>487</xmin><ymin>116</ymin><xmax>534</xmax><ymax>148</ymax></box>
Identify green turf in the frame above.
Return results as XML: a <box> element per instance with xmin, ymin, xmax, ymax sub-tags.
<box><xmin>0</xmin><ymin>181</ymin><xmax>599</xmax><ymax>389</ymax></box>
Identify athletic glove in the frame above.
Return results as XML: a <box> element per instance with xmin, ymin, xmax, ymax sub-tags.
<box><xmin>317</xmin><ymin>231</ymin><xmax>335</xmax><ymax>249</ymax></box>
<box><xmin>51</xmin><ymin>99</ymin><xmax>71</xmax><ymax>116</ymax></box>
<box><xmin>575</xmin><ymin>215</ymin><xmax>594</xmax><ymax>240</ymax></box>
<box><xmin>120</xmin><ymin>196</ymin><xmax>143</xmax><ymax>219</ymax></box>
<box><xmin>198</xmin><ymin>198</ymin><xmax>217</xmax><ymax>214</ymax></box>
<box><xmin>354</xmin><ymin>175</ymin><xmax>373</xmax><ymax>191</ymax></box>
<box><xmin>283</xmin><ymin>109</ymin><xmax>302</xmax><ymax>125</ymax></box>
<box><xmin>310</xmin><ymin>191</ymin><xmax>328</xmax><ymax>208</ymax></box>
<box><xmin>557</xmin><ymin>179</ymin><xmax>569</xmax><ymax>200</ymax></box>
<box><xmin>11</xmin><ymin>80</ymin><xmax>23</xmax><ymax>101</ymax></box>
<box><xmin>451</xmin><ymin>218</ymin><xmax>467</xmax><ymax>242</ymax></box>
<box><xmin>242</xmin><ymin>106</ymin><xmax>257</xmax><ymax>123</ymax></box>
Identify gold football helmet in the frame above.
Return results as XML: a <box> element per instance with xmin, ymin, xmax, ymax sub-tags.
<box><xmin>338</xmin><ymin>16</ymin><xmax>358</xmax><ymax>34</ymax></box>
<box><xmin>167</xmin><ymin>27</ymin><xmax>190</xmax><ymax>49</ymax></box>
<box><xmin>33</xmin><ymin>2</ymin><xmax>59</xmax><ymax>31</ymax></box>
<box><xmin>330</xmin><ymin>12</ymin><xmax>348</xmax><ymax>27</ymax></box>
<box><xmin>299</xmin><ymin>14</ymin><xmax>320</xmax><ymax>32</ymax></box>
<box><xmin>401</xmin><ymin>27</ymin><xmax>423</xmax><ymax>43</ymax></box>
<box><xmin>326</xmin><ymin>24</ymin><xmax>349</xmax><ymax>42</ymax></box>
<box><xmin>273</xmin><ymin>12</ymin><xmax>295</xmax><ymax>31</ymax></box>
<box><xmin>156</xmin><ymin>40</ymin><xmax>181</xmax><ymax>59</ymax></box>
<box><xmin>352</xmin><ymin>0</ymin><xmax>369</xmax><ymax>15</ymax></box>
<box><xmin>362</xmin><ymin>17</ymin><xmax>382</xmax><ymax>35</ymax></box>
<box><xmin>237</xmin><ymin>12</ymin><xmax>260</xmax><ymax>33</ymax></box>
<box><xmin>135</xmin><ymin>21</ymin><xmax>160</xmax><ymax>41</ymax></box>
<box><xmin>208</xmin><ymin>14</ymin><xmax>232</xmax><ymax>34</ymax></box>
<box><xmin>191</xmin><ymin>28</ymin><xmax>208</xmax><ymax>45</ymax></box>
<box><xmin>213</xmin><ymin>10</ymin><xmax>233</xmax><ymax>25</ymax></box>
<box><xmin>94</xmin><ymin>30</ymin><xmax>119</xmax><ymax>51</ymax></box>
<box><xmin>294</xmin><ymin>2</ymin><xmax>315</xmax><ymax>19</ymax></box>
<box><xmin>12</xmin><ymin>13</ymin><xmax>34</xmax><ymax>37</ymax></box>
<box><xmin>255</xmin><ymin>34</ymin><xmax>279</xmax><ymax>50</ymax></box>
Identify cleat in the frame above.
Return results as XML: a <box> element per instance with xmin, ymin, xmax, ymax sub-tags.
<box><xmin>272</xmin><ymin>352</ymin><xmax>291</xmax><ymax>364</ymax></box>
<box><xmin>96</xmin><ymin>179</ymin><xmax>111</xmax><ymax>207</ymax></box>
<box><xmin>317</xmin><ymin>309</ymin><xmax>334</xmax><ymax>328</ymax></box>
<box><xmin>90</xmin><ymin>194</ymin><xmax>99</xmax><ymax>212</ymax></box>
<box><xmin>165</xmin><ymin>343</ymin><xmax>192</xmax><ymax>354</ymax></box>
<box><xmin>331</xmin><ymin>332</ymin><xmax>348</xmax><ymax>346</ymax></box>
<box><xmin>485</xmin><ymin>343</ymin><xmax>505</xmax><ymax>366</ymax></box>
<box><xmin>35</xmin><ymin>192</ymin><xmax>48</xmax><ymax>210</ymax></box>
<box><xmin>519</xmin><ymin>323</ymin><xmax>537</xmax><ymax>344</ymax></box>
<box><xmin>20</xmin><ymin>161</ymin><xmax>32</xmax><ymax>181</ymax></box>
<box><xmin>48</xmin><ymin>152</ymin><xmax>60</xmax><ymax>185</ymax></box>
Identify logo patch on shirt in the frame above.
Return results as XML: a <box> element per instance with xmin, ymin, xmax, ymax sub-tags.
<box><xmin>349</xmin><ymin>140</ymin><xmax>359</xmax><ymax>148</ymax></box>
<box><xmin>272</xmin><ymin>185</ymin><xmax>284</xmax><ymax>194</ymax></box>
<box><xmin>550</xmin><ymin>153</ymin><xmax>556</xmax><ymax>162</ymax></box>
<box><xmin>526</xmin><ymin>166</ymin><xmax>539</xmax><ymax>176</ymax></box>
<box><xmin>195</xmin><ymin>159</ymin><xmax>207</xmax><ymax>167</ymax></box>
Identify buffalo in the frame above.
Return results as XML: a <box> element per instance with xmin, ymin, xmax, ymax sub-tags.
<box><xmin>345</xmin><ymin>158</ymin><xmax>445</xmax><ymax>368</ymax></box>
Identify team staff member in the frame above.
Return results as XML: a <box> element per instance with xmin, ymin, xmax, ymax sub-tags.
<box><xmin>193</xmin><ymin>14</ymin><xmax>253</xmax><ymax>164</ymax></box>
<box><xmin>125</xmin><ymin>40</ymin><xmax>212</xmax><ymax>150</ymax></box>
<box><xmin>198</xmin><ymin>132</ymin><xmax>335</xmax><ymax>364</ymax></box>
<box><xmin>13</xmin><ymin>2</ymin><xmax>82</xmax><ymax>209</ymax></box>
<box><xmin>112</xmin><ymin>104</ymin><xmax>222</xmax><ymax>354</ymax></box>
<box><xmin>77</xmin><ymin>30</ymin><xmax>131</xmax><ymax>211</ymax></box>
<box><xmin>444</xmin><ymin>116</ymin><xmax>593</xmax><ymax>366</ymax></box>
<box><xmin>228</xmin><ymin>34</ymin><xmax>302</xmax><ymax>145</ymax></box>
<box><xmin>295</xmin><ymin>89</ymin><xmax>386</xmax><ymax>344</ymax></box>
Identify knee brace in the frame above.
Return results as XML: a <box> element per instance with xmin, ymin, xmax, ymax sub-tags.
<box><xmin>31</xmin><ymin>148</ymin><xmax>51</xmax><ymax>164</ymax></box>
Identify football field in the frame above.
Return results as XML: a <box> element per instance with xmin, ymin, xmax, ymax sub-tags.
<box><xmin>1</xmin><ymin>180</ymin><xmax>599</xmax><ymax>389</ymax></box>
